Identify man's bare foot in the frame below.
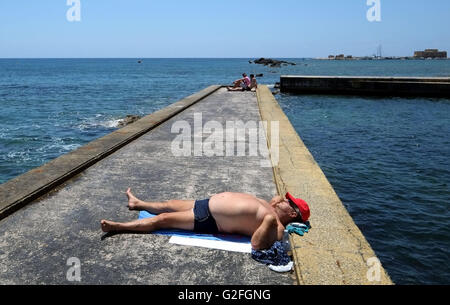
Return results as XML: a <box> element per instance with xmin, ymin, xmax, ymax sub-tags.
<box><xmin>126</xmin><ymin>188</ymin><xmax>142</xmax><ymax>211</ymax></box>
<box><xmin>101</xmin><ymin>220</ymin><xmax>119</xmax><ymax>232</ymax></box>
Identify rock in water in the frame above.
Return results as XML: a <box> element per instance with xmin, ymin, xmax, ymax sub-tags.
<box><xmin>118</xmin><ymin>115</ymin><xmax>142</xmax><ymax>127</ymax></box>
<box><xmin>253</xmin><ymin>58</ymin><xmax>296</xmax><ymax>67</ymax></box>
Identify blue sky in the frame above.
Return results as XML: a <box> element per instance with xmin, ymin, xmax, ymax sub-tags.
<box><xmin>0</xmin><ymin>0</ymin><xmax>449</xmax><ymax>58</ymax></box>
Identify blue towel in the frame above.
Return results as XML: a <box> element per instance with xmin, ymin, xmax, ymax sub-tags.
<box><xmin>251</xmin><ymin>241</ymin><xmax>291</xmax><ymax>266</ymax></box>
<box><xmin>138</xmin><ymin>210</ymin><xmax>251</xmax><ymax>244</ymax></box>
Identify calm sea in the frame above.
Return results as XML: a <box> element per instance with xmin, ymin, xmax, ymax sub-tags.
<box><xmin>0</xmin><ymin>58</ymin><xmax>449</xmax><ymax>284</ymax></box>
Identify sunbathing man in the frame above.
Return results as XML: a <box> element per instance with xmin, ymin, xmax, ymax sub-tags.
<box><xmin>227</xmin><ymin>73</ymin><xmax>251</xmax><ymax>91</ymax></box>
<box><xmin>101</xmin><ymin>190</ymin><xmax>310</xmax><ymax>250</ymax></box>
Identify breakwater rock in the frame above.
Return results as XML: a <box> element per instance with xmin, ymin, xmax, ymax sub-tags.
<box><xmin>118</xmin><ymin>115</ymin><xmax>142</xmax><ymax>127</ymax></box>
<box><xmin>251</xmin><ymin>58</ymin><xmax>296</xmax><ymax>68</ymax></box>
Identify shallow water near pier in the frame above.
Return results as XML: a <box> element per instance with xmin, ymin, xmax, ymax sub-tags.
<box><xmin>0</xmin><ymin>58</ymin><xmax>449</xmax><ymax>284</ymax></box>
<box><xmin>277</xmin><ymin>93</ymin><xmax>450</xmax><ymax>285</ymax></box>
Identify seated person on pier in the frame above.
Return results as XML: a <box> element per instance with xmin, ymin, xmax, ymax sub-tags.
<box><xmin>227</xmin><ymin>73</ymin><xmax>251</xmax><ymax>91</ymax></box>
<box><xmin>101</xmin><ymin>189</ymin><xmax>310</xmax><ymax>250</ymax></box>
<box><xmin>249</xmin><ymin>74</ymin><xmax>258</xmax><ymax>91</ymax></box>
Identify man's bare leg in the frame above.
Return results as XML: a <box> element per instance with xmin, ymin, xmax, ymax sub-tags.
<box><xmin>101</xmin><ymin>209</ymin><xmax>195</xmax><ymax>233</ymax></box>
<box><xmin>126</xmin><ymin>188</ymin><xmax>195</xmax><ymax>214</ymax></box>
<box><xmin>233</xmin><ymin>79</ymin><xmax>243</xmax><ymax>88</ymax></box>
<box><xmin>227</xmin><ymin>87</ymin><xmax>244</xmax><ymax>91</ymax></box>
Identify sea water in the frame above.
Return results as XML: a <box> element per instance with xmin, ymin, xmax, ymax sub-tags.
<box><xmin>0</xmin><ymin>58</ymin><xmax>449</xmax><ymax>284</ymax></box>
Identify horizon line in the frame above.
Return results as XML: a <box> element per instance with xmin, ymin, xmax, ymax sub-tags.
<box><xmin>0</xmin><ymin>57</ymin><xmax>312</xmax><ymax>60</ymax></box>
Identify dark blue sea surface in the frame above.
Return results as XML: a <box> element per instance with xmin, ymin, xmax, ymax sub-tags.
<box><xmin>1</xmin><ymin>58</ymin><xmax>449</xmax><ymax>284</ymax></box>
<box><xmin>277</xmin><ymin>94</ymin><xmax>450</xmax><ymax>285</ymax></box>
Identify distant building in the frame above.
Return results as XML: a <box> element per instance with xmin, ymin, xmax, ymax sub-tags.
<box><xmin>414</xmin><ymin>49</ymin><xmax>447</xmax><ymax>59</ymax></box>
<box><xmin>327</xmin><ymin>54</ymin><xmax>353</xmax><ymax>60</ymax></box>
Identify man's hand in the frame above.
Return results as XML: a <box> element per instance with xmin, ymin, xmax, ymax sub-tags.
<box><xmin>269</xmin><ymin>196</ymin><xmax>283</xmax><ymax>205</ymax></box>
<box><xmin>251</xmin><ymin>214</ymin><xmax>279</xmax><ymax>250</ymax></box>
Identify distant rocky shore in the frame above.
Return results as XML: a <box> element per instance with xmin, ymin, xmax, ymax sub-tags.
<box><xmin>250</xmin><ymin>58</ymin><xmax>296</xmax><ymax>68</ymax></box>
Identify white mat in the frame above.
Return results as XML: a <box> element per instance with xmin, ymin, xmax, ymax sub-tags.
<box><xmin>169</xmin><ymin>236</ymin><xmax>252</xmax><ymax>253</ymax></box>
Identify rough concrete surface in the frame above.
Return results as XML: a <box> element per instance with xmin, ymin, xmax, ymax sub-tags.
<box><xmin>256</xmin><ymin>85</ymin><xmax>393</xmax><ymax>285</ymax></box>
<box><xmin>0</xmin><ymin>86</ymin><xmax>221</xmax><ymax>220</ymax></box>
<box><xmin>0</xmin><ymin>88</ymin><xmax>294</xmax><ymax>285</ymax></box>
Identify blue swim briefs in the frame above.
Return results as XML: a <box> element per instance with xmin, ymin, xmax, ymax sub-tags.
<box><xmin>193</xmin><ymin>199</ymin><xmax>219</xmax><ymax>234</ymax></box>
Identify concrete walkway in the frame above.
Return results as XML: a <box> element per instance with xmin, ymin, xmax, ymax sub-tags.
<box><xmin>280</xmin><ymin>75</ymin><xmax>450</xmax><ymax>97</ymax></box>
<box><xmin>0</xmin><ymin>88</ymin><xmax>294</xmax><ymax>285</ymax></box>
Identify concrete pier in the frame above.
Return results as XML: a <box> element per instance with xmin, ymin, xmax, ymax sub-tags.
<box><xmin>0</xmin><ymin>87</ymin><xmax>292</xmax><ymax>285</ymax></box>
<box><xmin>280</xmin><ymin>75</ymin><xmax>450</xmax><ymax>97</ymax></box>
<box><xmin>0</xmin><ymin>86</ymin><xmax>392</xmax><ymax>285</ymax></box>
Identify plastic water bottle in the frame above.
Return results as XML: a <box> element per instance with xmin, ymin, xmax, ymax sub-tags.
<box><xmin>282</xmin><ymin>229</ymin><xmax>291</xmax><ymax>252</ymax></box>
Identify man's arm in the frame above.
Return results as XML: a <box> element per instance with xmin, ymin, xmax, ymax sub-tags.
<box><xmin>251</xmin><ymin>214</ymin><xmax>279</xmax><ymax>250</ymax></box>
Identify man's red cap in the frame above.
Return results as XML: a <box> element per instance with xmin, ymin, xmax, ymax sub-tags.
<box><xmin>286</xmin><ymin>192</ymin><xmax>310</xmax><ymax>223</ymax></box>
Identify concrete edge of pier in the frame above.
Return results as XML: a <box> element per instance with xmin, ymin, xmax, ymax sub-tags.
<box><xmin>256</xmin><ymin>85</ymin><xmax>394</xmax><ymax>285</ymax></box>
<box><xmin>280</xmin><ymin>75</ymin><xmax>450</xmax><ymax>97</ymax></box>
<box><xmin>0</xmin><ymin>85</ymin><xmax>221</xmax><ymax>221</ymax></box>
